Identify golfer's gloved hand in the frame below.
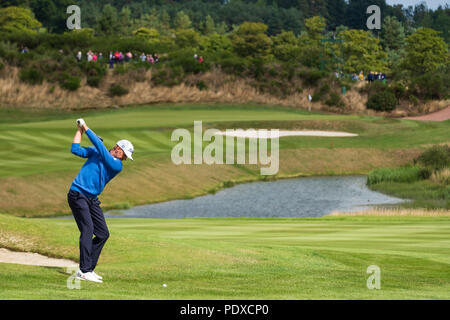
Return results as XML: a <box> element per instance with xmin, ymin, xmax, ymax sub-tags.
<box><xmin>76</xmin><ymin>118</ymin><xmax>86</xmax><ymax>127</ymax></box>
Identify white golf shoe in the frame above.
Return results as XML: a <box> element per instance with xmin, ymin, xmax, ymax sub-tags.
<box><xmin>92</xmin><ymin>271</ymin><xmax>103</xmax><ymax>280</ymax></box>
<box><xmin>76</xmin><ymin>270</ymin><xmax>103</xmax><ymax>283</ymax></box>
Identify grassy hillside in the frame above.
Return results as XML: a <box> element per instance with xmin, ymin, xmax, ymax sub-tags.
<box><xmin>1</xmin><ymin>103</ymin><xmax>449</xmax><ymax>217</ymax></box>
<box><xmin>0</xmin><ymin>213</ymin><xmax>449</xmax><ymax>299</ymax></box>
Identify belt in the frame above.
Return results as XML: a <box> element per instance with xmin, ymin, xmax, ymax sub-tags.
<box><xmin>69</xmin><ymin>188</ymin><xmax>98</xmax><ymax>201</ymax></box>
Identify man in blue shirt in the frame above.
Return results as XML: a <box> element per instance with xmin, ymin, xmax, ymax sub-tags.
<box><xmin>68</xmin><ymin>118</ymin><xmax>134</xmax><ymax>283</ymax></box>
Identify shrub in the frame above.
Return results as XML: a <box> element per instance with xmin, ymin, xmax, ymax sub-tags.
<box><xmin>151</xmin><ymin>65</ymin><xmax>184</xmax><ymax>87</ymax></box>
<box><xmin>196</xmin><ymin>80</ymin><xmax>208</xmax><ymax>91</ymax></box>
<box><xmin>325</xmin><ymin>92</ymin><xmax>345</xmax><ymax>108</ymax></box>
<box><xmin>62</xmin><ymin>28</ymin><xmax>95</xmax><ymax>49</ymax></box>
<box><xmin>415</xmin><ymin>145</ymin><xmax>450</xmax><ymax>171</ymax></box>
<box><xmin>128</xmin><ymin>68</ymin><xmax>148</xmax><ymax>82</ymax></box>
<box><xmin>80</xmin><ymin>61</ymin><xmax>106</xmax><ymax>78</ymax></box>
<box><xmin>0</xmin><ymin>41</ymin><xmax>18</xmax><ymax>63</ymax></box>
<box><xmin>418</xmin><ymin>167</ymin><xmax>432</xmax><ymax>180</ymax></box>
<box><xmin>19</xmin><ymin>68</ymin><xmax>44</xmax><ymax>85</ymax></box>
<box><xmin>430</xmin><ymin>168</ymin><xmax>450</xmax><ymax>185</ymax></box>
<box><xmin>59</xmin><ymin>74</ymin><xmax>81</xmax><ymax>91</ymax></box>
<box><xmin>223</xmin><ymin>180</ymin><xmax>235</xmax><ymax>188</ymax></box>
<box><xmin>411</xmin><ymin>73</ymin><xmax>446</xmax><ymax>100</ymax></box>
<box><xmin>390</xmin><ymin>82</ymin><xmax>406</xmax><ymax>99</ymax></box>
<box><xmin>319</xmin><ymin>83</ymin><xmax>330</xmax><ymax>95</ymax></box>
<box><xmin>216</xmin><ymin>53</ymin><xmax>249</xmax><ymax>75</ymax></box>
<box><xmin>87</xmin><ymin>75</ymin><xmax>102</xmax><ymax>87</ymax></box>
<box><xmin>361</xmin><ymin>81</ymin><xmax>387</xmax><ymax>95</ymax></box>
<box><xmin>366</xmin><ymin>90</ymin><xmax>397</xmax><ymax>112</ymax></box>
<box><xmin>409</xmin><ymin>94</ymin><xmax>419</xmax><ymax>106</ymax></box>
<box><xmin>298</xmin><ymin>69</ymin><xmax>326</xmax><ymax>87</ymax></box>
<box><xmin>109</xmin><ymin>84</ymin><xmax>129</xmax><ymax>97</ymax></box>
<box><xmin>311</xmin><ymin>91</ymin><xmax>322</xmax><ymax>102</ymax></box>
<box><xmin>367</xmin><ymin>166</ymin><xmax>425</xmax><ymax>185</ymax></box>
<box><xmin>113</xmin><ymin>63</ymin><xmax>131</xmax><ymax>75</ymax></box>
<box><xmin>248</xmin><ymin>57</ymin><xmax>265</xmax><ymax>79</ymax></box>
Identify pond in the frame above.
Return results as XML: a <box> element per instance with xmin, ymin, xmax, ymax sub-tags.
<box><xmin>105</xmin><ymin>176</ymin><xmax>406</xmax><ymax>218</ymax></box>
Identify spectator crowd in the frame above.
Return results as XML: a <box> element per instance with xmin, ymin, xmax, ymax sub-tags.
<box><xmin>351</xmin><ymin>71</ymin><xmax>387</xmax><ymax>83</ymax></box>
<box><xmin>75</xmin><ymin>50</ymin><xmax>161</xmax><ymax>68</ymax></box>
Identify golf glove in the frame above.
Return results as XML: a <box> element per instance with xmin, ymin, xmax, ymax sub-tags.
<box><xmin>76</xmin><ymin>118</ymin><xmax>86</xmax><ymax>127</ymax></box>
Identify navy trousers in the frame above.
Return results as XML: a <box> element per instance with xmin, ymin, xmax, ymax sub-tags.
<box><xmin>67</xmin><ymin>189</ymin><xmax>110</xmax><ymax>273</ymax></box>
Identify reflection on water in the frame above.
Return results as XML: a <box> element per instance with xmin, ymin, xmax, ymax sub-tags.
<box><xmin>105</xmin><ymin>176</ymin><xmax>405</xmax><ymax>218</ymax></box>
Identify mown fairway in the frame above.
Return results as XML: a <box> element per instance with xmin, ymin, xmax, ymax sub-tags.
<box><xmin>1</xmin><ymin>103</ymin><xmax>449</xmax><ymax>177</ymax></box>
<box><xmin>0</xmin><ymin>104</ymin><xmax>449</xmax><ymax>300</ymax></box>
<box><xmin>0</xmin><ymin>214</ymin><xmax>449</xmax><ymax>299</ymax></box>
<box><xmin>0</xmin><ymin>103</ymin><xmax>449</xmax><ymax>216</ymax></box>
<box><xmin>0</xmin><ymin>104</ymin><xmax>361</xmax><ymax>177</ymax></box>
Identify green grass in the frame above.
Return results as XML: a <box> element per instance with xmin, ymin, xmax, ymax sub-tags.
<box><xmin>0</xmin><ymin>104</ymin><xmax>449</xmax><ymax>300</ymax></box>
<box><xmin>0</xmin><ymin>103</ymin><xmax>354</xmax><ymax>177</ymax></box>
<box><xmin>0</xmin><ymin>104</ymin><xmax>448</xmax><ymax>178</ymax></box>
<box><xmin>370</xmin><ymin>180</ymin><xmax>450</xmax><ymax>210</ymax></box>
<box><xmin>367</xmin><ymin>166</ymin><xmax>425</xmax><ymax>185</ymax></box>
<box><xmin>1</xmin><ymin>103</ymin><xmax>448</xmax><ymax>177</ymax></box>
<box><xmin>1</xmin><ymin>214</ymin><xmax>449</xmax><ymax>299</ymax></box>
<box><xmin>0</xmin><ymin>103</ymin><xmax>449</xmax><ymax>216</ymax></box>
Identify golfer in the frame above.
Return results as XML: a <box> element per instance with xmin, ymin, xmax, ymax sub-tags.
<box><xmin>68</xmin><ymin>118</ymin><xmax>134</xmax><ymax>283</ymax></box>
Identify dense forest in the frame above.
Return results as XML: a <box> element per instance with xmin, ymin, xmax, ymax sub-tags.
<box><xmin>0</xmin><ymin>0</ymin><xmax>448</xmax><ymax>113</ymax></box>
<box><xmin>1</xmin><ymin>0</ymin><xmax>449</xmax><ymax>41</ymax></box>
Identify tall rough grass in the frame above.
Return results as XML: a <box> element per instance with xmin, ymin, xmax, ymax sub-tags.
<box><xmin>367</xmin><ymin>166</ymin><xmax>425</xmax><ymax>185</ymax></box>
<box><xmin>0</xmin><ymin>65</ymin><xmax>368</xmax><ymax>113</ymax></box>
<box><xmin>1</xmin><ymin>65</ymin><xmax>447</xmax><ymax>116</ymax></box>
<box><xmin>431</xmin><ymin>168</ymin><xmax>450</xmax><ymax>185</ymax></box>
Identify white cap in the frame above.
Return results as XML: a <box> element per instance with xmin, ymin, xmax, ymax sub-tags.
<box><xmin>116</xmin><ymin>140</ymin><xmax>134</xmax><ymax>160</ymax></box>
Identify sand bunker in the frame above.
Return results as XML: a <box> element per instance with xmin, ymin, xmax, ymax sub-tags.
<box><xmin>217</xmin><ymin>130</ymin><xmax>358</xmax><ymax>138</ymax></box>
<box><xmin>0</xmin><ymin>248</ymin><xmax>77</xmax><ymax>268</ymax></box>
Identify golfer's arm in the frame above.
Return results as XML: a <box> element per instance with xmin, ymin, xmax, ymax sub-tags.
<box><xmin>85</xmin><ymin>127</ymin><xmax>122</xmax><ymax>171</ymax></box>
<box><xmin>72</xmin><ymin>128</ymin><xmax>83</xmax><ymax>144</ymax></box>
<box><xmin>71</xmin><ymin>128</ymin><xmax>92</xmax><ymax>158</ymax></box>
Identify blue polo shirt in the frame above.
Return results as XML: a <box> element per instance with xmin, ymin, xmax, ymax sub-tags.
<box><xmin>70</xmin><ymin>129</ymin><xmax>123</xmax><ymax>198</ymax></box>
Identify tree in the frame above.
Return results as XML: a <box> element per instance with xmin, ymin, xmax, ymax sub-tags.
<box><xmin>305</xmin><ymin>16</ymin><xmax>326</xmax><ymax>41</ymax></box>
<box><xmin>203</xmin><ymin>33</ymin><xmax>232</xmax><ymax>52</ymax></box>
<box><xmin>174</xmin><ymin>29</ymin><xmax>202</xmax><ymax>48</ymax></box>
<box><xmin>346</xmin><ymin>0</ymin><xmax>387</xmax><ymax>30</ymax></box>
<box><xmin>96</xmin><ymin>4</ymin><xmax>118</xmax><ymax>36</ymax></box>
<box><xmin>202</xmin><ymin>15</ymin><xmax>215</xmax><ymax>35</ymax></box>
<box><xmin>403</xmin><ymin>28</ymin><xmax>448</xmax><ymax>75</ymax></box>
<box><xmin>133</xmin><ymin>9</ymin><xmax>161</xmax><ymax>32</ymax></box>
<box><xmin>272</xmin><ymin>30</ymin><xmax>301</xmax><ymax>62</ymax></box>
<box><xmin>338</xmin><ymin>29</ymin><xmax>388</xmax><ymax>74</ymax></box>
<box><xmin>174</xmin><ymin>11</ymin><xmax>192</xmax><ymax>30</ymax></box>
<box><xmin>119</xmin><ymin>7</ymin><xmax>132</xmax><ymax>36</ymax></box>
<box><xmin>231</xmin><ymin>22</ymin><xmax>272</xmax><ymax>58</ymax></box>
<box><xmin>133</xmin><ymin>27</ymin><xmax>160</xmax><ymax>45</ymax></box>
<box><xmin>381</xmin><ymin>16</ymin><xmax>405</xmax><ymax>50</ymax></box>
<box><xmin>326</xmin><ymin>0</ymin><xmax>347</xmax><ymax>29</ymax></box>
<box><xmin>30</xmin><ymin>0</ymin><xmax>72</xmax><ymax>33</ymax></box>
<box><xmin>215</xmin><ymin>21</ymin><xmax>228</xmax><ymax>35</ymax></box>
<box><xmin>0</xmin><ymin>6</ymin><xmax>42</xmax><ymax>34</ymax></box>
<box><xmin>432</xmin><ymin>7</ymin><xmax>450</xmax><ymax>43</ymax></box>
<box><xmin>159</xmin><ymin>9</ymin><xmax>171</xmax><ymax>35</ymax></box>
<box><xmin>297</xmin><ymin>16</ymin><xmax>327</xmax><ymax>68</ymax></box>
